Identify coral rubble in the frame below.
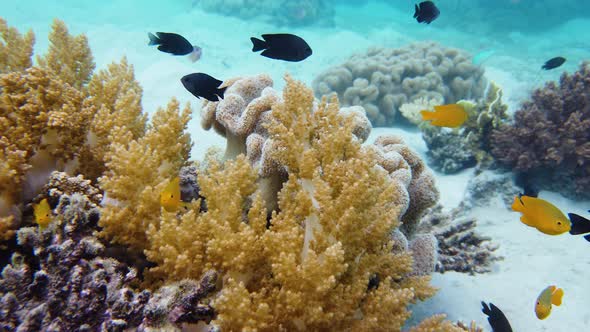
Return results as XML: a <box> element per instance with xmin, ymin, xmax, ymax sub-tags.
<box><xmin>491</xmin><ymin>62</ymin><xmax>590</xmax><ymax>199</ymax></box>
<box><xmin>312</xmin><ymin>42</ymin><xmax>486</xmax><ymax>126</ymax></box>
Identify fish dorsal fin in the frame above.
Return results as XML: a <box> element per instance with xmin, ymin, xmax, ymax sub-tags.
<box><xmin>551</xmin><ymin>287</ymin><xmax>564</xmax><ymax>306</ymax></box>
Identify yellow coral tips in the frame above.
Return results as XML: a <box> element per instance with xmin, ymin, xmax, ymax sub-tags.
<box><xmin>33</xmin><ymin>198</ymin><xmax>52</xmax><ymax>230</ymax></box>
<box><xmin>420</xmin><ymin>103</ymin><xmax>468</xmax><ymax>127</ymax></box>
<box><xmin>535</xmin><ymin>285</ymin><xmax>563</xmax><ymax>319</ymax></box>
<box><xmin>511</xmin><ymin>195</ymin><xmax>571</xmax><ymax>235</ymax></box>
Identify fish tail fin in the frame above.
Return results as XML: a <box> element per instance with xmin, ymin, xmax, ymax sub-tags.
<box><xmin>148</xmin><ymin>32</ymin><xmax>160</xmax><ymax>46</ymax></box>
<box><xmin>413</xmin><ymin>4</ymin><xmax>419</xmax><ymax>18</ymax></box>
<box><xmin>251</xmin><ymin>37</ymin><xmax>266</xmax><ymax>52</ymax></box>
<box><xmin>420</xmin><ymin>110</ymin><xmax>435</xmax><ymax>121</ymax></box>
<box><xmin>568</xmin><ymin>213</ymin><xmax>590</xmax><ymax>235</ymax></box>
<box><xmin>551</xmin><ymin>288</ymin><xmax>564</xmax><ymax>306</ymax></box>
<box><xmin>215</xmin><ymin>86</ymin><xmax>227</xmax><ymax>100</ymax></box>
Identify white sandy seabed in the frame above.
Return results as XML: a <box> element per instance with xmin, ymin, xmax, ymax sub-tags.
<box><xmin>3</xmin><ymin>1</ymin><xmax>590</xmax><ymax>331</ymax></box>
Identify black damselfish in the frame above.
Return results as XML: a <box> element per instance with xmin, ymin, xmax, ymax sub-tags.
<box><xmin>250</xmin><ymin>33</ymin><xmax>312</xmax><ymax>62</ymax></box>
<box><xmin>481</xmin><ymin>302</ymin><xmax>513</xmax><ymax>332</ymax></box>
<box><xmin>542</xmin><ymin>56</ymin><xmax>566</xmax><ymax>70</ymax></box>
<box><xmin>181</xmin><ymin>73</ymin><xmax>226</xmax><ymax>102</ymax></box>
<box><xmin>567</xmin><ymin>211</ymin><xmax>590</xmax><ymax>242</ymax></box>
<box><xmin>148</xmin><ymin>32</ymin><xmax>202</xmax><ymax>62</ymax></box>
<box><xmin>414</xmin><ymin>1</ymin><xmax>440</xmax><ymax>24</ymax></box>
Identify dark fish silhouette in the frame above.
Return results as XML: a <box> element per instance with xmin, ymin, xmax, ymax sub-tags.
<box><xmin>148</xmin><ymin>32</ymin><xmax>202</xmax><ymax>62</ymax></box>
<box><xmin>542</xmin><ymin>57</ymin><xmax>566</xmax><ymax>70</ymax></box>
<box><xmin>414</xmin><ymin>1</ymin><xmax>440</xmax><ymax>24</ymax></box>
<box><xmin>250</xmin><ymin>33</ymin><xmax>312</xmax><ymax>62</ymax></box>
<box><xmin>481</xmin><ymin>302</ymin><xmax>513</xmax><ymax>332</ymax></box>
<box><xmin>567</xmin><ymin>211</ymin><xmax>590</xmax><ymax>242</ymax></box>
<box><xmin>181</xmin><ymin>73</ymin><xmax>226</xmax><ymax>102</ymax></box>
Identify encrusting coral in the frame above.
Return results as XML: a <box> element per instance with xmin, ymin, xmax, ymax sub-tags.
<box><xmin>0</xmin><ymin>173</ymin><xmax>218</xmax><ymax>331</ymax></box>
<box><xmin>491</xmin><ymin>62</ymin><xmax>590</xmax><ymax>199</ymax></box>
<box><xmin>312</xmin><ymin>42</ymin><xmax>487</xmax><ymax>126</ymax></box>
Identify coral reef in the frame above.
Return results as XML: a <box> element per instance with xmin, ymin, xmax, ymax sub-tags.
<box><xmin>0</xmin><ymin>18</ymin><xmax>175</xmax><ymax>242</ymax></box>
<box><xmin>1</xmin><ymin>17</ymin><xmax>478</xmax><ymax>332</ymax></box>
<box><xmin>145</xmin><ymin>75</ymin><xmax>463</xmax><ymax>330</ymax></box>
<box><xmin>0</xmin><ymin>189</ymin><xmax>151</xmax><ymax>331</ymax></box>
<box><xmin>419</xmin><ymin>206</ymin><xmax>502</xmax><ymax>275</ymax></box>
<box><xmin>420</xmin><ymin>82</ymin><xmax>509</xmax><ymax>174</ymax></box>
<box><xmin>195</xmin><ymin>0</ymin><xmax>334</xmax><ymax>27</ymax></box>
<box><xmin>491</xmin><ymin>62</ymin><xmax>590</xmax><ymax>199</ymax></box>
<box><xmin>0</xmin><ymin>174</ymin><xmax>217</xmax><ymax>332</ymax></box>
<box><xmin>312</xmin><ymin>42</ymin><xmax>487</xmax><ymax>126</ymax></box>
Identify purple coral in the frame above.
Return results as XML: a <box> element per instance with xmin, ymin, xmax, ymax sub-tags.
<box><xmin>0</xmin><ymin>192</ymin><xmax>150</xmax><ymax>331</ymax></box>
<box><xmin>491</xmin><ymin>62</ymin><xmax>590</xmax><ymax>198</ymax></box>
<box><xmin>0</xmin><ymin>173</ymin><xmax>217</xmax><ymax>331</ymax></box>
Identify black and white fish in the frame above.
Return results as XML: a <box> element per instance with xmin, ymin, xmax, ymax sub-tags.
<box><xmin>414</xmin><ymin>1</ymin><xmax>440</xmax><ymax>24</ymax></box>
<box><xmin>148</xmin><ymin>32</ymin><xmax>202</xmax><ymax>62</ymax></box>
<box><xmin>250</xmin><ymin>33</ymin><xmax>312</xmax><ymax>62</ymax></box>
<box><xmin>481</xmin><ymin>302</ymin><xmax>513</xmax><ymax>332</ymax></box>
<box><xmin>542</xmin><ymin>56</ymin><xmax>566</xmax><ymax>70</ymax></box>
<box><xmin>181</xmin><ymin>73</ymin><xmax>226</xmax><ymax>102</ymax></box>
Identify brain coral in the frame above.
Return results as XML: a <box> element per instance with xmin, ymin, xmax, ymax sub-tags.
<box><xmin>312</xmin><ymin>42</ymin><xmax>487</xmax><ymax>126</ymax></box>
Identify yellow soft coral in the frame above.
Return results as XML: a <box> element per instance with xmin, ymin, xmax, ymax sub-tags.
<box><xmin>0</xmin><ymin>18</ymin><xmax>160</xmax><ymax>239</ymax></box>
<box><xmin>79</xmin><ymin>57</ymin><xmax>147</xmax><ymax>180</ymax></box>
<box><xmin>147</xmin><ymin>75</ymin><xmax>437</xmax><ymax>331</ymax></box>
<box><xmin>0</xmin><ymin>18</ymin><xmax>34</xmax><ymax>73</ymax></box>
<box><xmin>98</xmin><ymin>98</ymin><xmax>192</xmax><ymax>250</ymax></box>
<box><xmin>37</xmin><ymin>19</ymin><xmax>94</xmax><ymax>89</ymax></box>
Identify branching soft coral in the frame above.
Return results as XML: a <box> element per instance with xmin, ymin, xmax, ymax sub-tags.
<box><xmin>0</xmin><ymin>18</ymin><xmax>154</xmax><ymax>240</ymax></box>
<box><xmin>98</xmin><ymin>98</ymin><xmax>192</xmax><ymax>250</ymax></box>
<box><xmin>147</xmin><ymin>76</ymin><xmax>440</xmax><ymax>331</ymax></box>
<box><xmin>0</xmin><ymin>18</ymin><xmax>34</xmax><ymax>73</ymax></box>
<box><xmin>36</xmin><ymin>19</ymin><xmax>94</xmax><ymax>88</ymax></box>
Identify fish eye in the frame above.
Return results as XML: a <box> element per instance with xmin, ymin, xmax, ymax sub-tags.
<box><xmin>557</xmin><ymin>221</ymin><xmax>561</xmax><ymax>225</ymax></box>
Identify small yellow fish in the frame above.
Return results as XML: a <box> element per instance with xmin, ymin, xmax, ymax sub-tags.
<box><xmin>160</xmin><ymin>177</ymin><xmax>190</xmax><ymax>212</ymax></box>
<box><xmin>420</xmin><ymin>103</ymin><xmax>468</xmax><ymax>128</ymax></box>
<box><xmin>511</xmin><ymin>195</ymin><xmax>571</xmax><ymax>235</ymax></box>
<box><xmin>535</xmin><ymin>285</ymin><xmax>563</xmax><ymax>320</ymax></box>
<box><xmin>33</xmin><ymin>198</ymin><xmax>52</xmax><ymax>229</ymax></box>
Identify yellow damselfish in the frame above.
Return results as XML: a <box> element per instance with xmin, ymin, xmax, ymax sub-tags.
<box><xmin>511</xmin><ymin>195</ymin><xmax>570</xmax><ymax>235</ymax></box>
<box><xmin>535</xmin><ymin>285</ymin><xmax>563</xmax><ymax>320</ymax></box>
<box><xmin>160</xmin><ymin>177</ymin><xmax>190</xmax><ymax>212</ymax></box>
<box><xmin>33</xmin><ymin>198</ymin><xmax>52</xmax><ymax>229</ymax></box>
<box><xmin>420</xmin><ymin>103</ymin><xmax>468</xmax><ymax>128</ymax></box>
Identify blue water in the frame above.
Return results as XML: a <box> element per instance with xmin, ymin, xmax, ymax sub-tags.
<box><xmin>2</xmin><ymin>0</ymin><xmax>590</xmax><ymax>331</ymax></box>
